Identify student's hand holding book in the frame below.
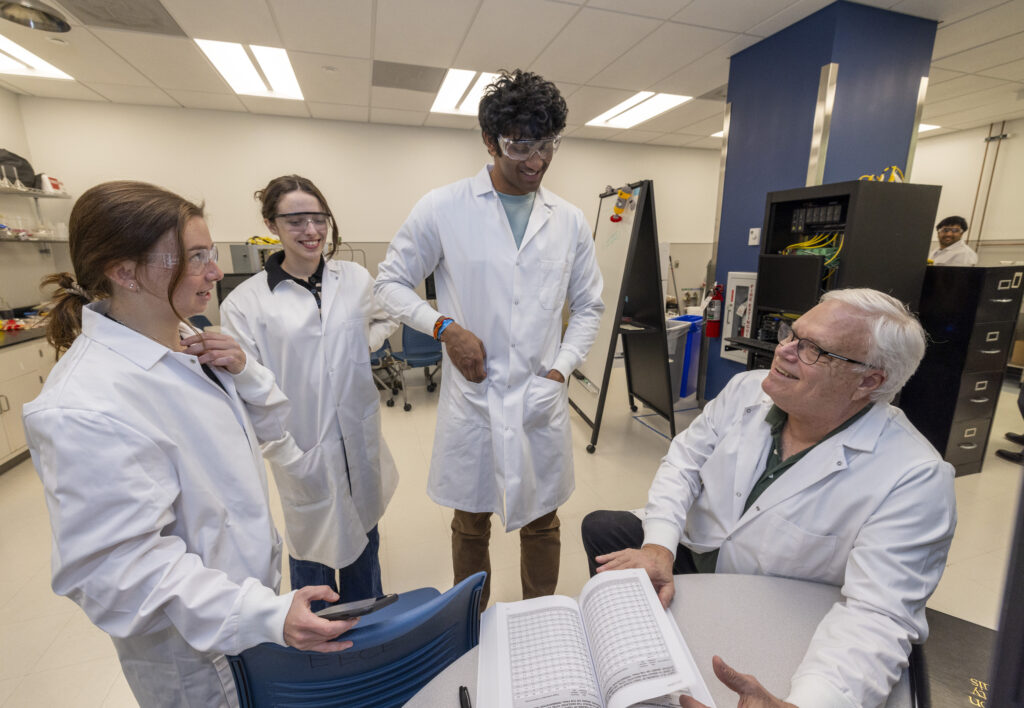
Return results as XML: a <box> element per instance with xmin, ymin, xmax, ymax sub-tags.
<box><xmin>678</xmin><ymin>656</ymin><xmax>798</xmax><ymax>708</ymax></box>
<box><xmin>594</xmin><ymin>544</ymin><xmax>676</xmax><ymax>607</ymax></box>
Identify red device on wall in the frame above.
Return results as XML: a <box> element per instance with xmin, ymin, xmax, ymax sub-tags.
<box><xmin>705</xmin><ymin>284</ymin><xmax>723</xmax><ymax>338</ymax></box>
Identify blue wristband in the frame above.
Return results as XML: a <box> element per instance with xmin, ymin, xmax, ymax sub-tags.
<box><xmin>436</xmin><ymin>318</ymin><xmax>454</xmax><ymax>340</ymax></box>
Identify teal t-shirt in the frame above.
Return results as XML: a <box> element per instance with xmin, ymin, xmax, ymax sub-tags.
<box><xmin>497</xmin><ymin>191</ymin><xmax>536</xmax><ymax>249</ymax></box>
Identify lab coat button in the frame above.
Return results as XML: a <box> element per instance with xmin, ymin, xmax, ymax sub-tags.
<box><xmin>190</xmin><ymin>358</ymin><xmax>196</xmax><ymax>364</ymax></box>
<box><xmin>726</xmin><ymin>535</ymin><xmax>732</xmax><ymax>541</ymax></box>
<box><xmin>514</xmin><ymin>299</ymin><xmax>520</xmax><ymax>305</ymax></box>
<box><xmin>735</xmin><ymin>492</ymin><xmax>741</xmax><ymax>497</ymax></box>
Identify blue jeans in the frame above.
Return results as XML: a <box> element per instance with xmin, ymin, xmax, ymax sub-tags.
<box><xmin>289</xmin><ymin>526</ymin><xmax>382</xmax><ymax>613</ymax></box>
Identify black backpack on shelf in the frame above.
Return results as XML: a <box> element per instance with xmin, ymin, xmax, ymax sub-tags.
<box><xmin>0</xmin><ymin>148</ymin><xmax>36</xmax><ymax>186</ymax></box>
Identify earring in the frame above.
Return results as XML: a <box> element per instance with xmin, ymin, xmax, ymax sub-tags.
<box><xmin>128</xmin><ymin>282</ymin><xmax>136</xmax><ymax>291</ymax></box>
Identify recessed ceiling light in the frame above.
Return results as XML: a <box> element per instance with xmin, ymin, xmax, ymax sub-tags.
<box><xmin>0</xmin><ymin>33</ymin><xmax>70</xmax><ymax>78</ymax></box>
<box><xmin>0</xmin><ymin>0</ymin><xmax>69</xmax><ymax>33</ymax></box>
<box><xmin>918</xmin><ymin>123</ymin><xmax>940</xmax><ymax>133</ymax></box>
<box><xmin>431</xmin><ymin>68</ymin><xmax>499</xmax><ymax>115</ymax></box>
<box><xmin>586</xmin><ymin>92</ymin><xmax>692</xmax><ymax>129</ymax></box>
<box><xmin>196</xmin><ymin>39</ymin><xmax>303</xmax><ymax>100</ymax></box>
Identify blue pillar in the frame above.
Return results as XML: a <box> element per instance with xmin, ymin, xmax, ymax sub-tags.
<box><xmin>706</xmin><ymin>0</ymin><xmax>936</xmax><ymax>399</ymax></box>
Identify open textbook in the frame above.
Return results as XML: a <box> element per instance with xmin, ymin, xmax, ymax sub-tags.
<box><xmin>477</xmin><ymin>568</ymin><xmax>716</xmax><ymax>708</ymax></box>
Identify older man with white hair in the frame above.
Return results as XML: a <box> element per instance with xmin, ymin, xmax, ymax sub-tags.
<box><xmin>582</xmin><ymin>288</ymin><xmax>956</xmax><ymax>708</ymax></box>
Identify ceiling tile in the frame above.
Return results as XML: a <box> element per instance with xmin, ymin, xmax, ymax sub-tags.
<box><xmin>636</xmin><ymin>97</ymin><xmax>723</xmax><ymax>132</ymax></box>
<box><xmin>0</xmin><ymin>23</ymin><xmax>152</xmax><ymax>85</ymax></box>
<box><xmin>570</xmin><ymin>125</ymin><xmax>624</xmax><ymax>140</ymax></box>
<box><xmin>370</xmin><ymin>106</ymin><xmax>427</xmax><ymax>126</ymax></box>
<box><xmin>923</xmin><ymin>84</ymin><xmax>1022</xmax><ymax>119</ymax></box>
<box><xmin>646</xmin><ymin>133</ymin><xmax>699</xmax><ymax>146</ymax></box>
<box><xmin>607</xmin><ymin>129</ymin><xmax>663</xmax><ymax>143</ymax></box>
<box><xmin>308</xmin><ymin>102</ymin><xmax>369</xmax><ymax>121</ymax></box>
<box><xmin>892</xmin><ymin>0</ymin><xmax>1009</xmax><ymax>25</ymax></box>
<box><xmin>83</xmin><ymin>82</ymin><xmax>179</xmax><ymax>106</ymax></box>
<box><xmin>927</xmin><ymin>67</ymin><xmax>965</xmax><ymax>84</ymax></box>
<box><xmin>936</xmin><ymin>103</ymin><xmax>1024</xmax><ymax>128</ymax></box>
<box><xmin>454</xmin><ymin>0</ymin><xmax>578</xmax><ymax>70</ymax></box>
<box><xmin>673</xmin><ymin>113</ymin><xmax>725</xmax><ymax>136</ymax></box>
<box><xmin>268</xmin><ymin>0</ymin><xmax>373</xmax><ymax>57</ymax></box>
<box><xmin>164</xmin><ymin>89</ymin><xmax>247</xmax><ymax>111</ymax></box>
<box><xmin>423</xmin><ymin>113</ymin><xmax>479</xmax><ymax>129</ymax></box>
<box><xmin>237</xmin><ymin>95</ymin><xmax>310</xmax><ymax>117</ymax></box>
<box><xmin>161</xmin><ymin>0</ymin><xmax>281</xmax><ymax>45</ymax></box>
<box><xmin>934</xmin><ymin>32</ymin><xmax>1024</xmax><ymax>74</ymax></box>
<box><xmin>932</xmin><ymin>1</ymin><xmax>1024</xmax><ymax>59</ymax></box>
<box><xmin>564</xmin><ymin>85</ymin><xmax>637</xmax><ymax>126</ymax></box>
<box><xmin>745</xmin><ymin>0</ymin><xmax>833</xmax><ymax>38</ymax></box>
<box><xmin>290</xmin><ymin>52</ymin><xmax>370</xmax><ymax>104</ymax></box>
<box><xmin>925</xmin><ymin>74</ymin><xmax>1012</xmax><ymax>102</ymax></box>
<box><xmin>0</xmin><ymin>76</ymin><xmax>106</xmax><ymax>100</ymax></box>
<box><xmin>586</xmin><ymin>0</ymin><xmax>695</xmax><ymax>21</ymax></box>
<box><xmin>648</xmin><ymin>35</ymin><xmax>747</xmax><ymax>97</ymax></box>
<box><xmin>529</xmin><ymin>7</ymin><xmax>662</xmax><ymax>84</ymax></box>
<box><xmin>979</xmin><ymin>57</ymin><xmax>1024</xmax><ymax>81</ymax></box>
<box><xmin>373</xmin><ymin>0</ymin><xmax>479</xmax><ymax>67</ymax></box>
<box><xmin>588</xmin><ymin>21</ymin><xmax>736</xmax><ymax>91</ymax></box>
<box><xmin>371</xmin><ymin>86</ymin><xmax>433</xmax><ymax>111</ymax></box>
<box><xmin>671</xmin><ymin>0</ymin><xmax>797</xmax><ymax>34</ymax></box>
<box><xmin>682</xmin><ymin>135</ymin><xmax>724</xmax><ymax>149</ymax></box>
<box><xmin>90</xmin><ymin>29</ymin><xmax>227</xmax><ymax>92</ymax></box>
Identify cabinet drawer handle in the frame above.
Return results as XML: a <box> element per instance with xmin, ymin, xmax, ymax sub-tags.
<box><xmin>958</xmin><ymin>443</ymin><xmax>978</xmax><ymax>450</ymax></box>
<box><xmin>969</xmin><ymin>397</ymin><xmax>990</xmax><ymax>404</ymax></box>
<box><xmin>979</xmin><ymin>349</ymin><xmax>1002</xmax><ymax>355</ymax></box>
<box><xmin>989</xmin><ymin>298</ymin><xmax>1013</xmax><ymax>303</ymax></box>
<box><xmin>0</xmin><ymin>394</ymin><xmax>8</xmax><ymax>413</ymax></box>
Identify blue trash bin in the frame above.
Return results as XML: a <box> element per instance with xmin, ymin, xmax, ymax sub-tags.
<box><xmin>672</xmin><ymin>315</ymin><xmax>703</xmax><ymax>398</ymax></box>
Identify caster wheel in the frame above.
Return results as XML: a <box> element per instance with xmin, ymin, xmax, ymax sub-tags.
<box><xmin>403</xmin><ymin>403</ymin><xmax>412</xmax><ymax>412</ymax></box>
<box><xmin>427</xmin><ymin>383</ymin><xmax>436</xmax><ymax>392</ymax></box>
<box><xmin>391</xmin><ymin>388</ymin><xmax>399</xmax><ymax>396</ymax></box>
<box><xmin>586</xmin><ymin>444</ymin><xmax>596</xmax><ymax>454</ymax></box>
<box><xmin>630</xmin><ymin>405</ymin><xmax>638</xmax><ymax>412</ymax></box>
<box><xmin>386</xmin><ymin>399</ymin><xmax>394</xmax><ymax>407</ymax></box>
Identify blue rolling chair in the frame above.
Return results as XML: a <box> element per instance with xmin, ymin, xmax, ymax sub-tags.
<box><xmin>369</xmin><ymin>340</ymin><xmax>406</xmax><ymax>410</ymax></box>
<box><xmin>228</xmin><ymin>572</ymin><xmax>486</xmax><ymax>707</ymax></box>
<box><xmin>392</xmin><ymin>325</ymin><xmax>442</xmax><ymax>412</ymax></box>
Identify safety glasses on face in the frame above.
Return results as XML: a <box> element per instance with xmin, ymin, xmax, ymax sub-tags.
<box><xmin>497</xmin><ymin>135</ymin><xmax>562</xmax><ymax>161</ymax></box>
<box><xmin>776</xmin><ymin>320</ymin><xmax>872</xmax><ymax>367</ymax></box>
<box><xmin>274</xmin><ymin>212</ymin><xmax>332</xmax><ymax>233</ymax></box>
<box><xmin>937</xmin><ymin>227</ymin><xmax>963</xmax><ymax>235</ymax></box>
<box><xmin>145</xmin><ymin>245</ymin><xmax>219</xmax><ymax>275</ymax></box>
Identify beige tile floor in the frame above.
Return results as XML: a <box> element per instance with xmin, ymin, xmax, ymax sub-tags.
<box><xmin>0</xmin><ymin>367</ymin><xmax>1020</xmax><ymax>707</ymax></box>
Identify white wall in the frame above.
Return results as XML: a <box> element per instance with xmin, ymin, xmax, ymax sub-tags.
<box><xmin>17</xmin><ymin>98</ymin><xmax>719</xmax><ymax>247</ymax></box>
<box><xmin>0</xmin><ymin>86</ymin><xmax>30</xmax><ymax>160</ymax></box>
<box><xmin>913</xmin><ymin>117</ymin><xmax>1024</xmax><ymax>245</ymax></box>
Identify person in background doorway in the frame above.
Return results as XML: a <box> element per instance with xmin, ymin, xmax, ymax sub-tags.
<box><xmin>583</xmin><ymin>288</ymin><xmax>956</xmax><ymax>708</ymax></box>
<box><xmin>24</xmin><ymin>181</ymin><xmax>356</xmax><ymax>708</ymax></box>
<box><xmin>929</xmin><ymin>215</ymin><xmax>977</xmax><ymax>265</ymax></box>
<box><xmin>375</xmin><ymin>70</ymin><xmax>604</xmax><ymax>610</ymax></box>
<box><xmin>220</xmin><ymin>175</ymin><xmax>397</xmax><ymax>611</ymax></box>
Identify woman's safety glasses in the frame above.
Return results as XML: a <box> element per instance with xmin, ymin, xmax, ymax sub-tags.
<box><xmin>274</xmin><ymin>212</ymin><xmax>332</xmax><ymax>233</ymax></box>
<box><xmin>145</xmin><ymin>245</ymin><xmax>219</xmax><ymax>275</ymax></box>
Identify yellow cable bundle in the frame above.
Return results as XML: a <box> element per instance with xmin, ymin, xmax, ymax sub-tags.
<box><xmin>858</xmin><ymin>165</ymin><xmax>905</xmax><ymax>183</ymax></box>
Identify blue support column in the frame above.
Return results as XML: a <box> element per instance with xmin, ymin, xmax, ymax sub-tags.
<box><xmin>705</xmin><ymin>0</ymin><xmax>936</xmax><ymax>399</ymax></box>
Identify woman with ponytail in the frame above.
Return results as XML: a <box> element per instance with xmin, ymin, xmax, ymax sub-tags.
<box><xmin>24</xmin><ymin>181</ymin><xmax>356</xmax><ymax>708</ymax></box>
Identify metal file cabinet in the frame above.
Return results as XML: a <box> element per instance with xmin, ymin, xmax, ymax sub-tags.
<box><xmin>901</xmin><ymin>265</ymin><xmax>1024</xmax><ymax>476</ymax></box>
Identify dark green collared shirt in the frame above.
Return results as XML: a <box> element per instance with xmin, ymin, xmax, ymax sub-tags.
<box><xmin>691</xmin><ymin>402</ymin><xmax>872</xmax><ymax>573</ymax></box>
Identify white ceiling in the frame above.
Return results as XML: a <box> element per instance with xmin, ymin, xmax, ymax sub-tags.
<box><xmin>0</xmin><ymin>0</ymin><xmax>1022</xmax><ymax>147</ymax></box>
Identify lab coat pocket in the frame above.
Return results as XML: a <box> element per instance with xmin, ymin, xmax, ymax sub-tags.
<box><xmin>757</xmin><ymin>512</ymin><xmax>837</xmax><ymax>580</ymax></box>
<box><xmin>271</xmin><ymin>438</ymin><xmax>339</xmax><ymax>507</ymax></box>
<box><xmin>523</xmin><ymin>374</ymin><xmax>568</xmax><ymax>430</ymax></box>
<box><xmin>538</xmin><ymin>259</ymin><xmax>570</xmax><ymax>310</ymax></box>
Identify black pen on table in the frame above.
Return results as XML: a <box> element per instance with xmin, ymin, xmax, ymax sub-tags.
<box><xmin>459</xmin><ymin>684</ymin><xmax>472</xmax><ymax>708</ymax></box>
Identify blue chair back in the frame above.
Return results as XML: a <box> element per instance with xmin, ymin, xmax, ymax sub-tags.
<box><xmin>228</xmin><ymin>572</ymin><xmax>485</xmax><ymax>707</ymax></box>
<box><xmin>369</xmin><ymin>340</ymin><xmax>391</xmax><ymax>366</ymax></box>
<box><xmin>399</xmin><ymin>325</ymin><xmax>442</xmax><ymax>367</ymax></box>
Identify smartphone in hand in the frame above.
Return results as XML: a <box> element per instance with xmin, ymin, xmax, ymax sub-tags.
<box><xmin>315</xmin><ymin>593</ymin><xmax>399</xmax><ymax>621</ymax></box>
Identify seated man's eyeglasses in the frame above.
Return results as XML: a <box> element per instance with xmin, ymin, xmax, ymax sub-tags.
<box><xmin>145</xmin><ymin>245</ymin><xmax>219</xmax><ymax>275</ymax></box>
<box><xmin>274</xmin><ymin>212</ymin><xmax>332</xmax><ymax>232</ymax></box>
<box><xmin>777</xmin><ymin>320</ymin><xmax>872</xmax><ymax>367</ymax></box>
<box><xmin>497</xmin><ymin>135</ymin><xmax>562</xmax><ymax>161</ymax></box>
<box><xmin>937</xmin><ymin>227</ymin><xmax>963</xmax><ymax>235</ymax></box>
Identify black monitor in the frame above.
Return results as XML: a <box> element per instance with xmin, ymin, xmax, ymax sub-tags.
<box><xmin>755</xmin><ymin>254</ymin><xmax>824</xmax><ymax>315</ymax></box>
<box><xmin>217</xmin><ymin>273</ymin><xmax>254</xmax><ymax>304</ymax></box>
<box><xmin>989</xmin><ymin>478</ymin><xmax>1024</xmax><ymax>705</ymax></box>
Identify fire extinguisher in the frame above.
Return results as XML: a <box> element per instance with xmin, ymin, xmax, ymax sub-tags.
<box><xmin>705</xmin><ymin>284</ymin><xmax>724</xmax><ymax>338</ymax></box>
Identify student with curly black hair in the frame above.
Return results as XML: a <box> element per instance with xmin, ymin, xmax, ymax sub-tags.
<box><xmin>376</xmin><ymin>70</ymin><xmax>604</xmax><ymax>610</ymax></box>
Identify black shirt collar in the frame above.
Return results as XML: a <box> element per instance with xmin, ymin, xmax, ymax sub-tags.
<box><xmin>264</xmin><ymin>249</ymin><xmax>325</xmax><ymax>293</ymax></box>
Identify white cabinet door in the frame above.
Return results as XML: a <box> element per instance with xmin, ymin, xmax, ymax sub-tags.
<box><xmin>1</xmin><ymin>370</ymin><xmax>42</xmax><ymax>452</ymax></box>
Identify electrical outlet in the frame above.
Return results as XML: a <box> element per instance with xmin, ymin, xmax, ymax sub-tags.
<box><xmin>748</xmin><ymin>227</ymin><xmax>761</xmax><ymax>246</ymax></box>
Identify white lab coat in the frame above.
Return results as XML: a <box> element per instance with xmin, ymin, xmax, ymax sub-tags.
<box><xmin>220</xmin><ymin>259</ymin><xmax>398</xmax><ymax>567</ymax></box>
<box><xmin>23</xmin><ymin>303</ymin><xmax>300</xmax><ymax>708</ymax></box>
<box><xmin>930</xmin><ymin>239</ymin><xmax>977</xmax><ymax>265</ymax></box>
<box><xmin>643</xmin><ymin>370</ymin><xmax>956</xmax><ymax>708</ymax></box>
<box><xmin>375</xmin><ymin>166</ymin><xmax>604</xmax><ymax>530</ymax></box>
